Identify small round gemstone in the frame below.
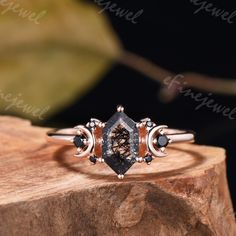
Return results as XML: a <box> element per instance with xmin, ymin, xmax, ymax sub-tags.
<box><xmin>73</xmin><ymin>135</ymin><xmax>85</xmax><ymax>148</ymax></box>
<box><xmin>156</xmin><ymin>134</ymin><xmax>169</xmax><ymax>148</ymax></box>
<box><xmin>89</xmin><ymin>122</ymin><xmax>96</xmax><ymax>128</ymax></box>
<box><xmin>144</xmin><ymin>155</ymin><xmax>153</xmax><ymax>163</ymax></box>
<box><xmin>146</xmin><ymin>121</ymin><xmax>153</xmax><ymax>127</ymax></box>
<box><xmin>89</xmin><ymin>155</ymin><xmax>97</xmax><ymax>164</ymax></box>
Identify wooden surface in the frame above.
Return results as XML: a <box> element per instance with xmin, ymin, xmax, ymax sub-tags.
<box><xmin>0</xmin><ymin>116</ymin><xmax>235</xmax><ymax>236</ymax></box>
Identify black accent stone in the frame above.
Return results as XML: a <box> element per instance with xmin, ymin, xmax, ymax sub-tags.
<box><xmin>144</xmin><ymin>155</ymin><xmax>153</xmax><ymax>163</ymax></box>
<box><xmin>73</xmin><ymin>135</ymin><xmax>85</xmax><ymax>148</ymax></box>
<box><xmin>156</xmin><ymin>134</ymin><xmax>169</xmax><ymax>148</ymax></box>
<box><xmin>102</xmin><ymin>111</ymin><xmax>139</xmax><ymax>175</ymax></box>
<box><xmin>89</xmin><ymin>155</ymin><xmax>97</xmax><ymax>164</ymax></box>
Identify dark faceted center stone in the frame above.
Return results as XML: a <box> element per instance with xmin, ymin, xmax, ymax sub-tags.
<box><xmin>102</xmin><ymin>111</ymin><xmax>139</xmax><ymax>175</ymax></box>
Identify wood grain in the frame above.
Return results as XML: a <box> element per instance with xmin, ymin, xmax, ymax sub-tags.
<box><xmin>0</xmin><ymin>116</ymin><xmax>235</xmax><ymax>236</ymax></box>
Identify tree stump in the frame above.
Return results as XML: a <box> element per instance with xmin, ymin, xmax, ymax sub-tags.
<box><xmin>0</xmin><ymin>116</ymin><xmax>235</xmax><ymax>236</ymax></box>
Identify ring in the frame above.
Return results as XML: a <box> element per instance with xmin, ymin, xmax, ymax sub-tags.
<box><xmin>47</xmin><ymin>105</ymin><xmax>195</xmax><ymax>179</ymax></box>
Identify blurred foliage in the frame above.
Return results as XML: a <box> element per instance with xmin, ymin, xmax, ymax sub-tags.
<box><xmin>0</xmin><ymin>0</ymin><xmax>121</xmax><ymax>121</ymax></box>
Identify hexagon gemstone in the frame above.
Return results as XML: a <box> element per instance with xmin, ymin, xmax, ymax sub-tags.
<box><xmin>102</xmin><ymin>111</ymin><xmax>139</xmax><ymax>175</ymax></box>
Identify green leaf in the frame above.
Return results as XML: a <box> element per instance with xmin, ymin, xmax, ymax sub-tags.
<box><xmin>0</xmin><ymin>0</ymin><xmax>122</xmax><ymax>121</ymax></box>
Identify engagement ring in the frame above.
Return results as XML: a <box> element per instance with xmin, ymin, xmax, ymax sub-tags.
<box><xmin>47</xmin><ymin>105</ymin><xmax>195</xmax><ymax>179</ymax></box>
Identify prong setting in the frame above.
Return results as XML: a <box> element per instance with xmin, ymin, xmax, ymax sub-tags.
<box><xmin>136</xmin><ymin>157</ymin><xmax>143</xmax><ymax>163</ymax></box>
<box><xmin>118</xmin><ymin>174</ymin><xmax>124</xmax><ymax>179</ymax></box>
<box><xmin>117</xmin><ymin>105</ymin><xmax>124</xmax><ymax>112</ymax></box>
<box><xmin>160</xmin><ymin>147</ymin><xmax>165</xmax><ymax>152</ymax></box>
<box><xmin>98</xmin><ymin>122</ymin><xmax>105</xmax><ymax>128</ymax></box>
<box><xmin>98</xmin><ymin>158</ymin><xmax>104</xmax><ymax>163</ymax></box>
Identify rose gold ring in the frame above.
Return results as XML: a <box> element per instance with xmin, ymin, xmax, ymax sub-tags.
<box><xmin>47</xmin><ymin>105</ymin><xmax>195</xmax><ymax>179</ymax></box>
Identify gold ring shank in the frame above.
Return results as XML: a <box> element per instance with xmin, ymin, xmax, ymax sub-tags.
<box><xmin>47</xmin><ymin>129</ymin><xmax>77</xmax><ymax>145</ymax></box>
<box><xmin>164</xmin><ymin>128</ymin><xmax>195</xmax><ymax>143</ymax></box>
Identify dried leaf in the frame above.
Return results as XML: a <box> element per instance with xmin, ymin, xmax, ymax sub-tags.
<box><xmin>0</xmin><ymin>0</ymin><xmax>121</xmax><ymax>121</ymax></box>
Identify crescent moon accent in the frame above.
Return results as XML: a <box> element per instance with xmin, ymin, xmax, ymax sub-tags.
<box><xmin>148</xmin><ymin>125</ymin><xmax>168</xmax><ymax>157</ymax></box>
<box><xmin>74</xmin><ymin>125</ymin><xmax>94</xmax><ymax>158</ymax></box>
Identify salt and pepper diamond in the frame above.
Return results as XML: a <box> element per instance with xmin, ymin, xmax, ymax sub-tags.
<box><xmin>102</xmin><ymin>107</ymin><xmax>139</xmax><ymax>177</ymax></box>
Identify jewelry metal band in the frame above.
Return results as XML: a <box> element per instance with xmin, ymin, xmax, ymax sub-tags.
<box><xmin>47</xmin><ymin>105</ymin><xmax>195</xmax><ymax>179</ymax></box>
<box><xmin>47</xmin><ymin>128</ymin><xmax>194</xmax><ymax>145</ymax></box>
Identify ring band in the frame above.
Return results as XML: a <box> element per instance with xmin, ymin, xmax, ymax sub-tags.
<box><xmin>47</xmin><ymin>128</ymin><xmax>194</xmax><ymax>144</ymax></box>
<box><xmin>47</xmin><ymin>105</ymin><xmax>195</xmax><ymax>179</ymax></box>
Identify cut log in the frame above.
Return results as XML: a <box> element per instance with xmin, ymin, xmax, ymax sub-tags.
<box><xmin>0</xmin><ymin>116</ymin><xmax>235</xmax><ymax>236</ymax></box>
